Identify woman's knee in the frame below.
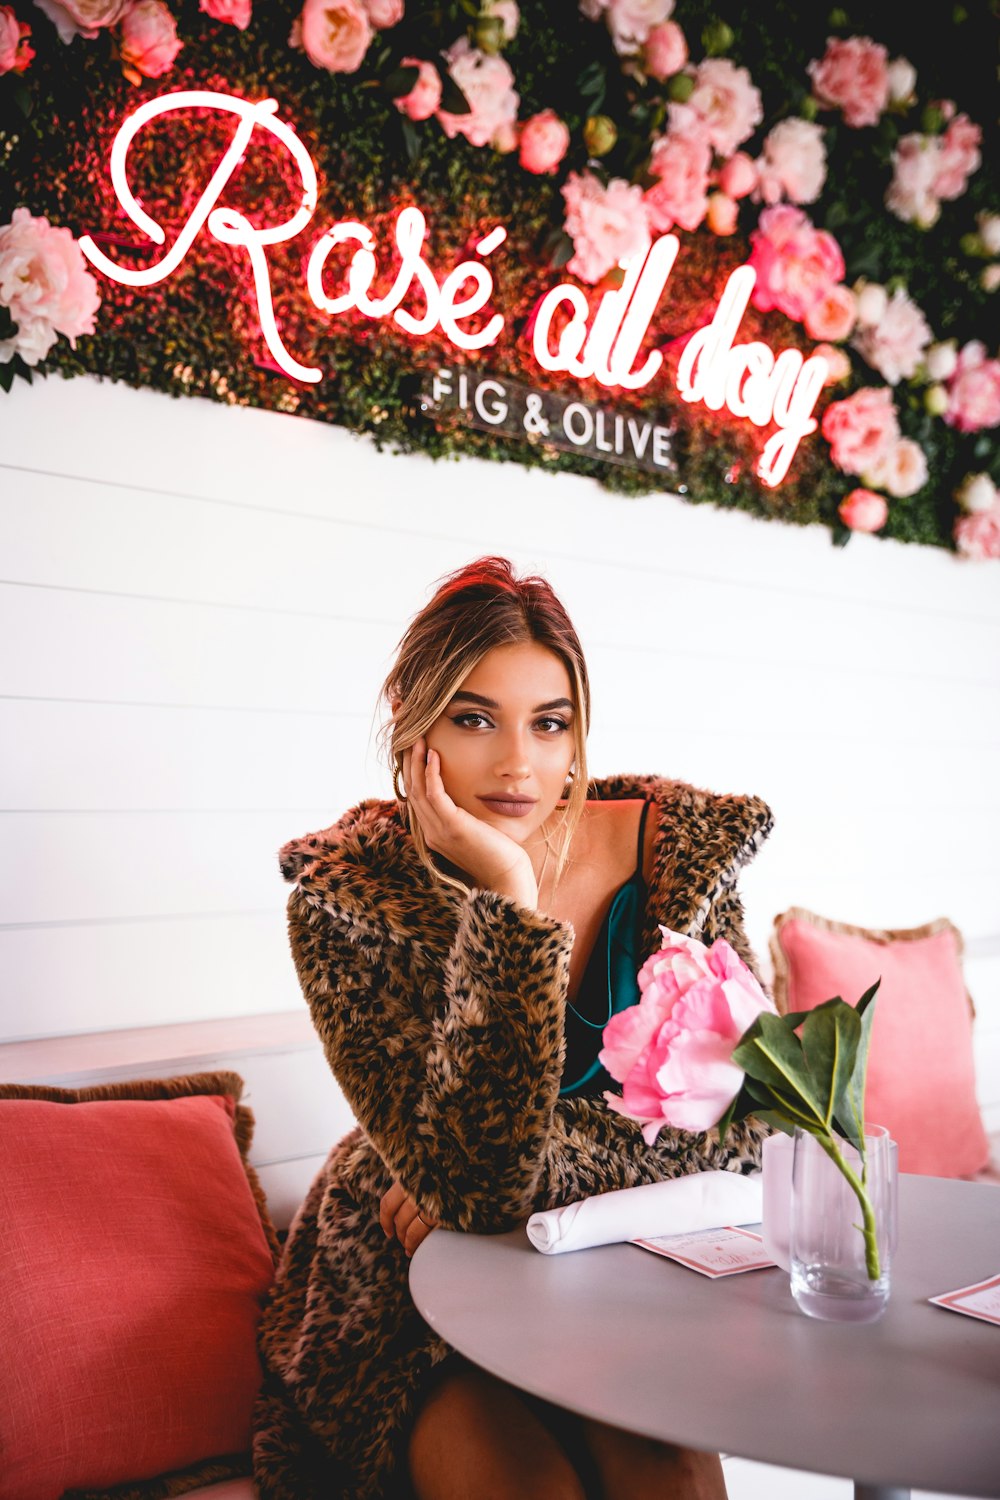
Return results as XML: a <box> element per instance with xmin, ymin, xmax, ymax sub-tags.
<box><xmin>582</xmin><ymin>1419</ymin><xmax>728</xmax><ymax>1500</ymax></box>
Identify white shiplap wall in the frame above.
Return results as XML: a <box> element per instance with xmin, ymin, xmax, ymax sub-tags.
<box><xmin>1</xmin><ymin>374</ymin><xmax>998</xmax><ymax>1130</ymax></box>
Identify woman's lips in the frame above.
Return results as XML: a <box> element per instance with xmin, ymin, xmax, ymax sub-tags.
<box><xmin>477</xmin><ymin>796</ymin><xmax>537</xmax><ymax>818</ymax></box>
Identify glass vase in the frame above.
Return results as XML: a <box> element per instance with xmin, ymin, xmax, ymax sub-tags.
<box><xmin>789</xmin><ymin>1125</ymin><xmax>897</xmax><ymax>1323</ymax></box>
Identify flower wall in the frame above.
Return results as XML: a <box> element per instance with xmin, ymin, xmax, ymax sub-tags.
<box><xmin>0</xmin><ymin>0</ymin><xmax>997</xmax><ymax>554</ymax></box>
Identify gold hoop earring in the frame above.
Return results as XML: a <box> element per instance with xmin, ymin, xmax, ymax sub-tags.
<box><xmin>392</xmin><ymin>762</ymin><xmax>407</xmax><ymax>802</ymax></box>
<box><xmin>563</xmin><ymin>765</ymin><xmax>575</xmax><ymax>797</ymax></box>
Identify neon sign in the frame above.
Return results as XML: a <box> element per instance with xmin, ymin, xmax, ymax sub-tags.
<box><xmin>80</xmin><ymin>89</ymin><xmax>827</xmax><ymax>485</ymax></box>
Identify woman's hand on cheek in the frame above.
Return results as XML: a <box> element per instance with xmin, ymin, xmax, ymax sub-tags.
<box><xmin>405</xmin><ymin>738</ymin><xmax>538</xmax><ymax>907</ymax></box>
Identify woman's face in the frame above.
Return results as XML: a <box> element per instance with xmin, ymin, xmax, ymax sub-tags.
<box><xmin>423</xmin><ymin>640</ymin><xmax>577</xmax><ymax>849</ymax></box>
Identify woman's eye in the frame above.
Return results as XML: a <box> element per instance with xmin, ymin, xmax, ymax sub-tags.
<box><xmin>451</xmin><ymin>712</ymin><xmax>493</xmax><ymax>730</ymax></box>
<box><xmin>535</xmin><ymin>716</ymin><xmax>570</xmax><ymax>734</ymax></box>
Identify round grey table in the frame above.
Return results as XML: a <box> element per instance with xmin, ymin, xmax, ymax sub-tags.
<box><xmin>410</xmin><ymin>1176</ymin><xmax>1000</xmax><ymax>1500</ymax></box>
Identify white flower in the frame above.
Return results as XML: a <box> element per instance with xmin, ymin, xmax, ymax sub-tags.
<box><xmin>924</xmin><ymin>340</ymin><xmax>959</xmax><ymax>381</ymax></box>
<box><xmin>754</xmin><ymin>118</ymin><xmax>827</xmax><ymax>205</ymax></box>
<box><xmin>886</xmin><ymin>56</ymin><xmax>916</xmax><ymax>104</ymax></box>
<box><xmin>956</xmin><ymin>473</ymin><xmax>998</xmax><ymax>514</ymax></box>
<box><xmin>853</xmin><ymin>280</ymin><xmax>888</xmax><ymax>327</ymax></box>
<box><xmin>977</xmin><ymin>212</ymin><xmax>1000</xmax><ymax>256</ymax></box>
<box><xmin>982</xmin><ymin>264</ymin><xmax>1000</xmax><ymax>294</ymax></box>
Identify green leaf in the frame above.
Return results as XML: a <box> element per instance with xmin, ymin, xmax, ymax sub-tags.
<box><xmin>400</xmin><ymin>115</ymin><xmax>421</xmax><ymax>165</ymax></box>
<box><xmin>836</xmin><ymin>980</ymin><xmax>880</xmax><ymax>1147</ymax></box>
<box><xmin>384</xmin><ymin>65</ymin><xmax>420</xmax><ymax>98</ymax></box>
<box><xmin>732</xmin><ymin>1013</ymin><xmax>828</xmax><ymax>1128</ymax></box>
<box><xmin>799</xmin><ymin>1001</ymin><xmax>860</xmax><ymax>1132</ymax></box>
<box><xmin>549</xmin><ymin>231</ymin><xmax>574</xmax><ymax>269</ymax></box>
<box><xmin>0</xmin><ymin>363</ymin><xmax>14</xmax><ymax>393</ymax></box>
<box><xmin>438</xmin><ymin>73</ymin><xmax>472</xmax><ymax>115</ymax></box>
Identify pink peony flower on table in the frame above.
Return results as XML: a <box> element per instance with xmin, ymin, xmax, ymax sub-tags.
<box><xmin>364</xmin><ymin>0</ymin><xmax>403</xmax><ymax>28</ymax></box>
<box><xmin>519</xmin><ymin>109</ymin><xmax>570</xmax><ymax>175</ymax></box>
<box><xmin>934</xmin><ymin>113</ymin><xmax>981</xmax><ymax>201</ymax></box>
<box><xmin>944</xmin><ymin>343</ymin><xmax>1000</xmax><ymax>433</ymax></box>
<box><xmin>954</xmin><ymin>505</ymin><xmax>1000</xmax><ymax>561</ymax></box>
<box><xmin>562</xmin><ymin>170</ymin><xmax>651</xmax><ymax>285</ymax></box>
<box><xmin>599</xmin><ymin>926</ymin><xmax>776</xmax><ymax>1141</ymax></box>
<box><xmin>808</xmin><ymin>35</ymin><xmax>889</xmax><ymax>128</ymax></box>
<box><xmin>437</xmin><ymin>39</ymin><xmax>519</xmax><ymax>148</ymax></box>
<box><xmin>0</xmin><ymin>6</ymin><xmax>32</xmax><ymax>71</ymax></box>
<box><xmin>0</xmin><ymin>208</ymin><xmax>101</xmax><ymax>367</ymax></box>
<box><xmin>821</xmin><ymin>386</ymin><xmax>900</xmax><ymax>475</ymax></box>
<box><xmin>644</xmin><ymin>128</ymin><xmax>711</xmax><ymax>233</ymax></box>
<box><xmin>852</xmin><ymin>286</ymin><xmax>931</xmax><ymax>386</ymax></box>
<box><xmin>294</xmin><ymin>0</ymin><xmax>371</xmax><ymax>72</ymax></box>
<box><xmin>394</xmin><ymin>57</ymin><xmax>441</xmax><ymax>120</ymax></box>
<box><xmin>643</xmin><ymin>18</ymin><xmax>686</xmax><ymax>80</ymax></box>
<box><xmin>886</xmin><ymin>133</ymin><xmax>941</xmax><ymax>227</ymax></box>
<box><xmin>32</xmin><ymin>0</ymin><xmax>126</xmax><ymax>43</ymax></box>
<box><xmin>199</xmin><ymin>0</ymin><xmax>251</xmax><ymax>27</ymax></box>
<box><xmin>678</xmin><ymin>56</ymin><xmax>762</xmax><ymax>157</ymax></box>
<box><xmin>803</xmin><ymin>282</ymin><xmax>855</xmax><ymax>342</ymax></box>
<box><xmin>748</xmin><ymin>204</ymin><xmax>844</xmax><ymax>325</ymax></box>
<box><xmin>605</xmin><ymin>0</ymin><xmax>674</xmax><ymax>56</ymax></box>
<box><xmin>119</xmin><ymin>0</ymin><xmax>182</xmax><ymax>81</ymax></box>
<box><xmin>754</xmin><ymin>118</ymin><xmax>827</xmax><ymax>206</ymax></box>
<box><xmin>839</xmin><ymin>488</ymin><xmax>888</xmax><ymax>534</ymax></box>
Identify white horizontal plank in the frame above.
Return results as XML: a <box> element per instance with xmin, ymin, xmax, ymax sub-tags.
<box><xmin>5</xmin><ymin>469</ymin><xmax>998</xmax><ymax>688</ymax></box>
<box><xmin>3</xmin><ymin>378</ymin><xmax>999</xmax><ymax>621</ymax></box>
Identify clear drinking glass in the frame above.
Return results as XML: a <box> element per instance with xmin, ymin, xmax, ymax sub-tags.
<box><xmin>789</xmin><ymin>1125</ymin><xmax>897</xmax><ymax>1323</ymax></box>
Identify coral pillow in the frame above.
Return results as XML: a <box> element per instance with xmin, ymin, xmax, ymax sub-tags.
<box><xmin>770</xmin><ymin>910</ymin><xmax>989</xmax><ymax>1178</ymax></box>
<box><xmin>0</xmin><ymin>1072</ymin><xmax>278</xmax><ymax>1500</ymax></box>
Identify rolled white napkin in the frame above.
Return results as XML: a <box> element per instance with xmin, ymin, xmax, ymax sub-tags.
<box><xmin>525</xmin><ymin>1171</ymin><xmax>763</xmax><ymax>1255</ymax></box>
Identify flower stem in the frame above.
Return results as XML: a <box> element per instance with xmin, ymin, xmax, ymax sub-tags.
<box><xmin>813</xmin><ymin>1132</ymin><xmax>881</xmax><ymax>1281</ymax></box>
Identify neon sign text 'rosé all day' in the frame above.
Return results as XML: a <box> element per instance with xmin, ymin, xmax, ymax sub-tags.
<box><xmin>78</xmin><ymin>90</ymin><xmax>828</xmax><ymax>487</ymax></box>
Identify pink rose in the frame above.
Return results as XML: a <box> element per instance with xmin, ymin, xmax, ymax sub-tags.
<box><xmin>0</xmin><ymin>7</ymin><xmax>32</xmax><ymax>71</ymax></box>
<box><xmin>808</xmin><ymin>35</ymin><xmax>889</xmax><ymax>128</ymax></box>
<box><xmin>605</xmin><ymin>0</ymin><xmax>674</xmax><ymax>56</ymax></box>
<box><xmin>0</xmin><ymin>207</ymin><xmax>101</xmax><ymax>367</ymax></box>
<box><xmin>851</xmin><ymin>286</ymin><xmax>931</xmax><ymax>385</ymax></box>
<box><xmin>599</xmin><ymin>926</ymin><xmax>776</xmax><ymax>1140</ymax></box>
<box><xmin>32</xmin><ymin>0</ymin><xmax>126</xmax><ymax>42</ymax></box>
<box><xmin>678</xmin><ymin>57</ymin><xmax>762</xmax><ymax>157</ymax></box>
<box><xmin>394</xmin><ymin>57</ymin><xmax>441</xmax><ymax>120</ymax></box>
<box><xmin>954</xmin><ymin>506</ymin><xmax>1000</xmax><ymax>561</ymax></box>
<box><xmin>644</xmin><ymin>128</ymin><xmax>711</xmax><ymax>233</ymax></box>
<box><xmin>562</xmin><ymin>170</ymin><xmax>651</xmax><ymax>285</ymax></box>
<box><xmin>748</xmin><ymin>204</ymin><xmax>844</xmax><ymax>324</ymax></box>
<box><xmin>437</xmin><ymin>39</ymin><xmax>519</xmax><ymax>148</ymax></box>
<box><xmin>718</xmin><ymin>152</ymin><xmax>756</xmax><ymax>200</ymax></box>
<box><xmin>865</xmin><ymin>437</ymin><xmax>928</xmax><ymax>498</ymax></box>
<box><xmin>803</xmin><ymin>281</ymin><xmax>856</xmax><ymax>342</ymax></box>
<box><xmin>945</xmin><ymin>343</ymin><xmax>1000</xmax><ymax>433</ymax></box>
<box><xmin>933</xmin><ymin>113</ymin><xmax>982</xmax><ymax>201</ymax></box>
<box><xmin>518</xmin><ymin>109</ymin><xmax>570</xmax><ymax>175</ymax></box>
<box><xmin>483</xmin><ymin>0</ymin><xmax>518</xmax><ymax>40</ymax></box>
<box><xmin>755</xmin><ymin>118</ymin><xmax>827</xmax><ymax>206</ymax></box>
<box><xmin>364</xmin><ymin>0</ymin><xmax>402</xmax><ymax>27</ymax></box>
<box><xmin>886</xmin><ymin>134</ymin><xmax>941</xmax><ymax>227</ymax></box>
<box><xmin>706</xmin><ymin>191</ymin><xmax>738</xmax><ymax>236</ymax></box>
<box><xmin>812</xmin><ymin>343</ymin><xmax>852</xmax><ymax>384</ymax></box>
<box><xmin>295</xmin><ymin>0</ymin><xmax>371</xmax><ymax>72</ymax></box>
<box><xmin>839</xmin><ymin>488</ymin><xmax>888</xmax><ymax>533</ymax></box>
<box><xmin>643</xmin><ymin>18</ymin><xmax>686</xmax><ymax>80</ymax></box>
<box><xmin>822</xmin><ymin>386</ymin><xmax>900</xmax><ymax>476</ymax></box>
<box><xmin>199</xmin><ymin>0</ymin><xmax>251</xmax><ymax>26</ymax></box>
<box><xmin>119</xmin><ymin>0</ymin><xmax>182</xmax><ymax>80</ymax></box>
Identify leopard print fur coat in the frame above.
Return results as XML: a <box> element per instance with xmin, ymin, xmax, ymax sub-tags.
<box><xmin>252</xmin><ymin>773</ymin><xmax>773</xmax><ymax>1500</ymax></box>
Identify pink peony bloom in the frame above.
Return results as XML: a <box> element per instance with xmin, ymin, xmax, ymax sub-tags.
<box><xmin>437</xmin><ymin>38</ymin><xmax>519</xmax><ymax>148</ymax></box>
<box><xmin>839</xmin><ymin>488</ymin><xmax>888</xmax><ymax>533</ymax></box>
<box><xmin>852</xmin><ymin>286</ymin><xmax>931</xmax><ymax>385</ymax></box>
<box><xmin>755</xmin><ymin>117</ymin><xmax>827</xmax><ymax>206</ymax></box>
<box><xmin>0</xmin><ymin>207</ymin><xmax>101</xmax><ymax>367</ymax></box>
<box><xmin>483</xmin><ymin>0</ymin><xmax>518</xmax><ymax>40</ymax></box>
<box><xmin>748</xmin><ymin>204</ymin><xmax>844</xmax><ymax>324</ymax></box>
<box><xmin>644</xmin><ymin>128</ymin><xmax>711</xmax><ymax>233</ymax></box>
<box><xmin>706</xmin><ymin>191</ymin><xmax>738</xmax><ymax>236</ymax></box>
<box><xmin>394</xmin><ymin>57</ymin><xmax>441</xmax><ymax>120</ymax></box>
<box><xmin>0</xmin><ymin>6</ymin><xmax>32</xmax><ymax>71</ymax></box>
<box><xmin>954</xmin><ymin>505</ymin><xmax>1000</xmax><ymax>561</ymax></box>
<box><xmin>812</xmin><ymin>343</ymin><xmax>852</xmax><ymax>384</ymax></box>
<box><xmin>563</xmin><ymin>170</ymin><xmax>651</xmax><ymax>285</ymax></box>
<box><xmin>199</xmin><ymin>0</ymin><xmax>251</xmax><ymax>27</ymax></box>
<box><xmin>945</xmin><ymin>343</ymin><xmax>1000</xmax><ymax>433</ymax></box>
<box><xmin>605</xmin><ymin>0</ymin><xmax>674</xmax><ymax>56</ymax></box>
<box><xmin>886</xmin><ymin>56</ymin><xmax>916</xmax><ymax>104</ymax></box>
<box><xmin>643</xmin><ymin>18</ymin><xmax>686</xmax><ymax>80</ymax></box>
<box><xmin>364</xmin><ymin>0</ymin><xmax>403</xmax><ymax>27</ymax></box>
<box><xmin>808</xmin><ymin>35</ymin><xmax>889</xmax><ymax>128</ymax></box>
<box><xmin>679</xmin><ymin>56</ymin><xmax>762</xmax><ymax>157</ymax></box>
<box><xmin>119</xmin><ymin>0</ymin><xmax>182</xmax><ymax>80</ymax></box>
<box><xmin>718</xmin><ymin>151</ymin><xmax>757</xmax><ymax>200</ymax></box>
<box><xmin>865</xmin><ymin>437</ymin><xmax>928</xmax><ymax>498</ymax></box>
<box><xmin>822</xmin><ymin>386</ymin><xmax>900</xmax><ymax>476</ymax></box>
<box><xmin>933</xmin><ymin>113</ymin><xmax>982</xmax><ymax>201</ymax></box>
<box><xmin>599</xmin><ymin>926</ymin><xmax>776</xmax><ymax>1141</ymax></box>
<box><xmin>295</xmin><ymin>0</ymin><xmax>371</xmax><ymax>72</ymax></box>
<box><xmin>803</xmin><ymin>281</ymin><xmax>856</xmax><ymax>342</ymax></box>
<box><xmin>519</xmin><ymin>109</ymin><xmax>570</xmax><ymax>175</ymax></box>
<box><xmin>886</xmin><ymin>133</ymin><xmax>941</xmax><ymax>227</ymax></box>
<box><xmin>32</xmin><ymin>0</ymin><xmax>126</xmax><ymax>43</ymax></box>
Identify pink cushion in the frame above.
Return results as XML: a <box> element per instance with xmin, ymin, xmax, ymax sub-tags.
<box><xmin>770</xmin><ymin>910</ymin><xmax>989</xmax><ymax>1179</ymax></box>
<box><xmin>0</xmin><ymin>1080</ymin><xmax>277</xmax><ymax>1500</ymax></box>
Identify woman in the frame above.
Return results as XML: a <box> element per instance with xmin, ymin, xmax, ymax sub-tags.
<box><xmin>254</xmin><ymin>557</ymin><xmax>772</xmax><ymax>1500</ymax></box>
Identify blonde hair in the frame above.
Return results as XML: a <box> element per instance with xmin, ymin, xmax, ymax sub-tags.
<box><xmin>380</xmin><ymin>557</ymin><xmax>591</xmax><ymax>890</ymax></box>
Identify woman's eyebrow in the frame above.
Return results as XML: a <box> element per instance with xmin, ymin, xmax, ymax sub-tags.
<box><xmin>448</xmin><ymin>691</ymin><xmax>574</xmax><ymax>713</ymax></box>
